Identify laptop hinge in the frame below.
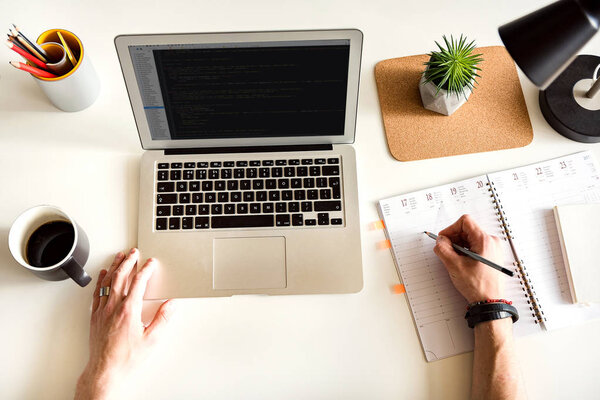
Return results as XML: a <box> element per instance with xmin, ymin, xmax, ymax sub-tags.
<box><xmin>164</xmin><ymin>144</ymin><xmax>333</xmax><ymax>155</ymax></box>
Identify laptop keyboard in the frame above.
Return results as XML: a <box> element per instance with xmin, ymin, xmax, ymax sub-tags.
<box><xmin>154</xmin><ymin>157</ymin><xmax>344</xmax><ymax>231</ymax></box>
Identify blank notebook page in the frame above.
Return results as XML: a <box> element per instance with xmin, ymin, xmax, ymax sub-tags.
<box><xmin>488</xmin><ymin>152</ymin><xmax>600</xmax><ymax>330</ymax></box>
<box><xmin>379</xmin><ymin>176</ymin><xmax>539</xmax><ymax>362</ymax></box>
<box><xmin>554</xmin><ymin>204</ymin><xmax>600</xmax><ymax>303</ymax></box>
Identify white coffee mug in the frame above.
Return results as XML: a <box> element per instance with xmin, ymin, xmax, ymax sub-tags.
<box><xmin>8</xmin><ymin>205</ymin><xmax>92</xmax><ymax>287</ymax></box>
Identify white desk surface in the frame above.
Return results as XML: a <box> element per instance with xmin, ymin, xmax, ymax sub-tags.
<box><xmin>1</xmin><ymin>1</ymin><xmax>599</xmax><ymax>399</ymax></box>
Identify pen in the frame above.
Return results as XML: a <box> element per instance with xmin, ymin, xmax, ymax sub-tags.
<box><xmin>423</xmin><ymin>231</ymin><xmax>514</xmax><ymax>277</ymax></box>
<box><xmin>9</xmin><ymin>61</ymin><xmax>57</xmax><ymax>78</ymax></box>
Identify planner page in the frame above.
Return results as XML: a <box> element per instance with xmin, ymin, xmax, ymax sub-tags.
<box><xmin>488</xmin><ymin>151</ymin><xmax>600</xmax><ymax>331</ymax></box>
<box><xmin>379</xmin><ymin>176</ymin><xmax>540</xmax><ymax>362</ymax></box>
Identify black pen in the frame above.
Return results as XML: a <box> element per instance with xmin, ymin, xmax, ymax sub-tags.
<box><xmin>423</xmin><ymin>231</ymin><xmax>514</xmax><ymax>277</ymax></box>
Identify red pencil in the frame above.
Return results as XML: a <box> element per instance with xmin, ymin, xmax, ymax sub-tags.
<box><xmin>12</xmin><ymin>24</ymin><xmax>48</xmax><ymax>58</ymax></box>
<box><xmin>9</xmin><ymin>61</ymin><xmax>57</xmax><ymax>78</ymax></box>
<box><xmin>9</xmin><ymin>27</ymin><xmax>48</xmax><ymax>63</ymax></box>
<box><xmin>5</xmin><ymin>41</ymin><xmax>47</xmax><ymax>69</ymax></box>
<box><xmin>7</xmin><ymin>34</ymin><xmax>28</xmax><ymax>52</ymax></box>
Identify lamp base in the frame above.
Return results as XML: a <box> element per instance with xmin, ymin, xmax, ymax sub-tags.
<box><xmin>539</xmin><ymin>55</ymin><xmax>600</xmax><ymax>143</ymax></box>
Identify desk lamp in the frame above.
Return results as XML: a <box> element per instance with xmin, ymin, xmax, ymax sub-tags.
<box><xmin>499</xmin><ymin>0</ymin><xmax>599</xmax><ymax>143</ymax></box>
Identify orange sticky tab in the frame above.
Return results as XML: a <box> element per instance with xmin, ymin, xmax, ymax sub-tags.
<box><xmin>369</xmin><ymin>220</ymin><xmax>385</xmax><ymax>230</ymax></box>
<box><xmin>393</xmin><ymin>284</ymin><xmax>406</xmax><ymax>294</ymax></box>
<box><xmin>376</xmin><ymin>239</ymin><xmax>391</xmax><ymax>250</ymax></box>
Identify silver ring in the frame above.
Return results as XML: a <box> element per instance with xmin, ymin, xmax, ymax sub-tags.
<box><xmin>99</xmin><ymin>286</ymin><xmax>111</xmax><ymax>297</ymax></box>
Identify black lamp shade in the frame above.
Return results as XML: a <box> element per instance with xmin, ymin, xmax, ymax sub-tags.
<box><xmin>499</xmin><ymin>0</ymin><xmax>600</xmax><ymax>88</ymax></box>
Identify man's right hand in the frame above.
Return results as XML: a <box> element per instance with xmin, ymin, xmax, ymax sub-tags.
<box><xmin>433</xmin><ymin>214</ymin><xmax>506</xmax><ymax>303</ymax></box>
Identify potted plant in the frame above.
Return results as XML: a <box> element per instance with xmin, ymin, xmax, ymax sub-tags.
<box><xmin>419</xmin><ymin>35</ymin><xmax>483</xmax><ymax>116</ymax></box>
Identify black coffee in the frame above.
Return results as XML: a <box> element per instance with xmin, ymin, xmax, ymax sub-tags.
<box><xmin>26</xmin><ymin>221</ymin><xmax>75</xmax><ymax>268</ymax></box>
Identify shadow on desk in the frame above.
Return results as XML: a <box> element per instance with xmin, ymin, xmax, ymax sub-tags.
<box><xmin>425</xmin><ymin>351</ymin><xmax>473</xmax><ymax>398</ymax></box>
<box><xmin>0</xmin><ymin>73</ymin><xmax>62</xmax><ymax>113</ymax></box>
<box><xmin>19</xmin><ymin>296</ymin><xmax>89</xmax><ymax>400</ymax></box>
<box><xmin>0</xmin><ymin>225</ymin><xmax>91</xmax><ymax>399</ymax></box>
<box><xmin>0</xmin><ymin>228</ymin><xmax>34</xmax><ymax>286</ymax></box>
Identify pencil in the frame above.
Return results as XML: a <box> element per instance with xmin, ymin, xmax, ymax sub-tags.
<box><xmin>5</xmin><ymin>41</ymin><xmax>48</xmax><ymax>69</ymax></box>
<box><xmin>423</xmin><ymin>231</ymin><xmax>514</xmax><ymax>277</ymax></box>
<box><xmin>9</xmin><ymin>61</ymin><xmax>57</xmax><ymax>78</ymax></box>
<box><xmin>57</xmin><ymin>31</ymin><xmax>76</xmax><ymax>67</ymax></box>
<box><xmin>11</xmin><ymin>24</ymin><xmax>48</xmax><ymax>58</ymax></box>
<box><xmin>7</xmin><ymin>34</ymin><xmax>29</xmax><ymax>53</ymax></box>
<box><xmin>9</xmin><ymin>28</ymin><xmax>48</xmax><ymax>63</ymax></box>
<box><xmin>6</xmin><ymin>35</ymin><xmax>37</xmax><ymax>59</ymax></box>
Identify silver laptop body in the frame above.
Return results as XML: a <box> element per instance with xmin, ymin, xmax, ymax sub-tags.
<box><xmin>115</xmin><ymin>29</ymin><xmax>363</xmax><ymax>298</ymax></box>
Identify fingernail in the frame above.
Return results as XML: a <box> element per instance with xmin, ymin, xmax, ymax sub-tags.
<box><xmin>436</xmin><ymin>235</ymin><xmax>444</xmax><ymax>243</ymax></box>
<box><xmin>130</xmin><ymin>248</ymin><xmax>137</xmax><ymax>255</ymax></box>
<box><xmin>115</xmin><ymin>251</ymin><xmax>124</xmax><ymax>259</ymax></box>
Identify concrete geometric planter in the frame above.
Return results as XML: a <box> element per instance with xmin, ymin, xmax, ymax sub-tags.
<box><xmin>419</xmin><ymin>75</ymin><xmax>472</xmax><ymax>116</ymax></box>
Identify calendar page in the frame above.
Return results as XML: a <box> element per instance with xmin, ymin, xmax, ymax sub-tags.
<box><xmin>379</xmin><ymin>176</ymin><xmax>540</xmax><ymax>362</ymax></box>
<box><xmin>489</xmin><ymin>151</ymin><xmax>600</xmax><ymax>330</ymax></box>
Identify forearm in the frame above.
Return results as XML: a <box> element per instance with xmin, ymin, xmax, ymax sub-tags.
<box><xmin>471</xmin><ymin>318</ymin><xmax>525</xmax><ymax>400</ymax></box>
<box><xmin>74</xmin><ymin>364</ymin><xmax>116</xmax><ymax>400</ymax></box>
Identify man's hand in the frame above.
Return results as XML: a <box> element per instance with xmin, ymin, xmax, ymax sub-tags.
<box><xmin>433</xmin><ymin>215</ymin><xmax>525</xmax><ymax>399</ymax></box>
<box><xmin>75</xmin><ymin>249</ymin><xmax>176</xmax><ymax>400</ymax></box>
<box><xmin>433</xmin><ymin>214</ymin><xmax>505</xmax><ymax>303</ymax></box>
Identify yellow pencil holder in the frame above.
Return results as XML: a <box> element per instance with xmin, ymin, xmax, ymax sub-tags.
<box><xmin>33</xmin><ymin>29</ymin><xmax>100</xmax><ymax>112</ymax></box>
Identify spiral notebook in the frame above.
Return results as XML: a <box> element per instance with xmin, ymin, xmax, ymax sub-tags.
<box><xmin>378</xmin><ymin>151</ymin><xmax>600</xmax><ymax>362</ymax></box>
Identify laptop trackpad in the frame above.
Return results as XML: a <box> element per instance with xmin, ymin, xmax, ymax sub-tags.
<box><xmin>213</xmin><ymin>237</ymin><xmax>287</xmax><ymax>290</ymax></box>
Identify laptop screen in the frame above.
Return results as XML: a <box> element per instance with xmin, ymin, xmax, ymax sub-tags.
<box><xmin>128</xmin><ymin>40</ymin><xmax>350</xmax><ymax>141</ymax></box>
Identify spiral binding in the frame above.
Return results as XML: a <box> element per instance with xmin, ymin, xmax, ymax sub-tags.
<box><xmin>487</xmin><ymin>181</ymin><xmax>546</xmax><ymax>325</ymax></box>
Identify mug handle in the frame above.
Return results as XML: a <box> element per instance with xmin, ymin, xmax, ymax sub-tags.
<box><xmin>62</xmin><ymin>257</ymin><xmax>92</xmax><ymax>287</ymax></box>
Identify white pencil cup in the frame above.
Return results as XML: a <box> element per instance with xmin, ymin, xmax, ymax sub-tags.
<box><xmin>33</xmin><ymin>29</ymin><xmax>100</xmax><ymax>112</ymax></box>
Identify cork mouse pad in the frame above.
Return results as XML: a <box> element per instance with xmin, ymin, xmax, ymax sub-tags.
<box><xmin>374</xmin><ymin>46</ymin><xmax>533</xmax><ymax>161</ymax></box>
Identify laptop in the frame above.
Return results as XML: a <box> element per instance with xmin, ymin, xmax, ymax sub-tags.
<box><xmin>114</xmin><ymin>29</ymin><xmax>363</xmax><ymax>299</ymax></box>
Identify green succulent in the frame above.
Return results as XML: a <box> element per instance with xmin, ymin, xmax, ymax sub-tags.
<box><xmin>422</xmin><ymin>35</ymin><xmax>483</xmax><ymax>99</ymax></box>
